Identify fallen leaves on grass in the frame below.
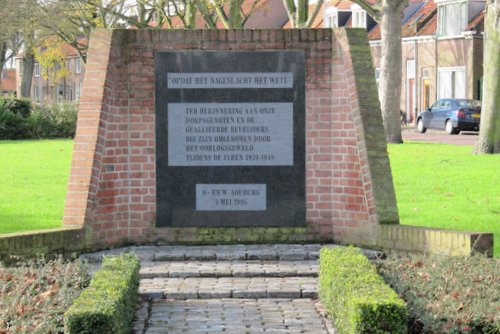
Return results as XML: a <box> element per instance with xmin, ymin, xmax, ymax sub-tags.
<box><xmin>379</xmin><ymin>253</ymin><xmax>500</xmax><ymax>333</ymax></box>
<box><xmin>0</xmin><ymin>257</ymin><xmax>89</xmax><ymax>334</ymax></box>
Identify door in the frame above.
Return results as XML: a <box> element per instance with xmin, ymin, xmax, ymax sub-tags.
<box><xmin>408</xmin><ymin>79</ymin><xmax>415</xmax><ymax>124</ymax></box>
<box><xmin>422</xmin><ymin>79</ymin><xmax>431</xmax><ymax>112</ymax></box>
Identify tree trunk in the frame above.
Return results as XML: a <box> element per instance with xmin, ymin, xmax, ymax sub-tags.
<box><xmin>20</xmin><ymin>50</ymin><xmax>34</xmax><ymax>98</ymax></box>
<box><xmin>0</xmin><ymin>42</ymin><xmax>6</xmax><ymax>73</ymax></box>
<box><xmin>379</xmin><ymin>0</ymin><xmax>406</xmax><ymax>143</ymax></box>
<box><xmin>0</xmin><ymin>42</ymin><xmax>5</xmax><ymax>92</ymax></box>
<box><xmin>473</xmin><ymin>0</ymin><xmax>500</xmax><ymax>154</ymax></box>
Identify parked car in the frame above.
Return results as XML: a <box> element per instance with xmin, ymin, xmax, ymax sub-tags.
<box><xmin>417</xmin><ymin>99</ymin><xmax>481</xmax><ymax>135</ymax></box>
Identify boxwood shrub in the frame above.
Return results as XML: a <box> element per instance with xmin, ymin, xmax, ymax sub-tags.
<box><xmin>64</xmin><ymin>253</ymin><xmax>140</xmax><ymax>334</ymax></box>
<box><xmin>319</xmin><ymin>246</ymin><xmax>408</xmax><ymax>334</ymax></box>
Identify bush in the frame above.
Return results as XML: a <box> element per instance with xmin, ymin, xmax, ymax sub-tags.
<box><xmin>0</xmin><ymin>257</ymin><xmax>89</xmax><ymax>333</ymax></box>
<box><xmin>0</xmin><ymin>97</ymin><xmax>77</xmax><ymax>139</ymax></box>
<box><xmin>28</xmin><ymin>103</ymin><xmax>78</xmax><ymax>138</ymax></box>
<box><xmin>379</xmin><ymin>253</ymin><xmax>500</xmax><ymax>334</ymax></box>
<box><xmin>64</xmin><ymin>253</ymin><xmax>140</xmax><ymax>334</ymax></box>
<box><xmin>319</xmin><ymin>246</ymin><xmax>408</xmax><ymax>334</ymax></box>
<box><xmin>0</xmin><ymin>97</ymin><xmax>32</xmax><ymax>139</ymax></box>
<box><xmin>0</xmin><ymin>96</ymin><xmax>31</xmax><ymax>118</ymax></box>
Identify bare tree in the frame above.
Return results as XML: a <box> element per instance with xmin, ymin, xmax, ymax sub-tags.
<box><xmin>208</xmin><ymin>0</ymin><xmax>265</xmax><ymax>28</ymax></box>
<box><xmin>473</xmin><ymin>0</ymin><xmax>500</xmax><ymax>154</ymax></box>
<box><xmin>353</xmin><ymin>0</ymin><xmax>407</xmax><ymax>143</ymax></box>
<box><xmin>283</xmin><ymin>0</ymin><xmax>323</xmax><ymax>28</ymax></box>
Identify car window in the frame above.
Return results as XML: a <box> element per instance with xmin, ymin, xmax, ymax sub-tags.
<box><xmin>458</xmin><ymin>100</ymin><xmax>481</xmax><ymax>108</ymax></box>
<box><xmin>430</xmin><ymin>101</ymin><xmax>442</xmax><ymax>110</ymax></box>
<box><xmin>442</xmin><ymin>100</ymin><xmax>452</xmax><ymax>109</ymax></box>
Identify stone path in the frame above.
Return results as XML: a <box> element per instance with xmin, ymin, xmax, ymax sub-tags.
<box><xmin>80</xmin><ymin>244</ymin><xmax>381</xmax><ymax>333</ymax></box>
<box><xmin>145</xmin><ymin>299</ymin><xmax>329</xmax><ymax>334</ymax></box>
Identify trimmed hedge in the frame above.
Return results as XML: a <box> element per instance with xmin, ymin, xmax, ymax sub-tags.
<box><xmin>64</xmin><ymin>253</ymin><xmax>140</xmax><ymax>334</ymax></box>
<box><xmin>319</xmin><ymin>246</ymin><xmax>408</xmax><ymax>334</ymax></box>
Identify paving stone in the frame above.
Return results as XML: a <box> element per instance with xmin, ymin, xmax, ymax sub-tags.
<box><xmin>143</xmin><ymin>299</ymin><xmax>329</xmax><ymax>334</ymax></box>
<box><xmin>139</xmin><ymin>277</ymin><xmax>317</xmax><ymax>300</ymax></box>
<box><xmin>139</xmin><ymin>260</ymin><xmax>317</xmax><ymax>279</ymax></box>
<box><xmin>78</xmin><ymin>244</ymin><xmax>372</xmax><ymax>333</ymax></box>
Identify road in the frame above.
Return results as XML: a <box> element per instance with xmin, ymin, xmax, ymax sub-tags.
<box><xmin>402</xmin><ymin>128</ymin><xmax>478</xmax><ymax>146</ymax></box>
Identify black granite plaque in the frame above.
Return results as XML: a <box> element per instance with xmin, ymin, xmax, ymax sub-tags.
<box><xmin>156</xmin><ymin>50</ymin><xmax>305</xmax><ymax>227</ymax></box>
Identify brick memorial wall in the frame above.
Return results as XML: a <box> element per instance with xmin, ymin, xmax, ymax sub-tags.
<box><xmin>63</xmin><ymin>29</ymin><xmax>399</xmax><ymax>248</ymax></box>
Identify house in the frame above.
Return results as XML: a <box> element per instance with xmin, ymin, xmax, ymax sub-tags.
<box><xmin>0</xmin><ymin>69</ymin><xmax>16</xmax><ymax>96</ymax></box>
<box><xmin>304</xmin><ymin>0</ymin><xmax>485</xmax><ymax>125</ymax></box>
<box><xmin>15</xmin><ymin>40</ymin><xmax>86</xmax><ymax>103</ymax></box>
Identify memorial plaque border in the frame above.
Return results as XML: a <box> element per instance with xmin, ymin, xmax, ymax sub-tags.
<box><xmin>155</xmin><ymin>50</ymin><xmax>306</xmax><ymax>227</ymax></box>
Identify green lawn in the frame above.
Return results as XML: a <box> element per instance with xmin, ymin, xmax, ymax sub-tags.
<box><xmin>0</xmin><ymin>140</ymin><xmax>72</xmax><ymax>234</ymax></box>
<box><xmin>388</xmin><ymin>142</ymin><xmax>500</xmax><ymax>257</ymax></box>
<box><xmin>0</xmin><ymin>140</ymin><xmax>498</xmax><ymax>257</ymax></box>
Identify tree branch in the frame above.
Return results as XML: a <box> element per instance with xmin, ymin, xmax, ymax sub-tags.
<box><xmin>214</xmin><ymin>1</ymin><xmax>230</xmax><ymax>28</ymax></box>
<box><xmin>283</xmin><ymin>0</ymin><xmax>297</xmax><ymax>27</ymax></box>
<box><xmin>306</xmin><ymin>0</ymin><xmax>324</xmax><ymax>28</ymax></box>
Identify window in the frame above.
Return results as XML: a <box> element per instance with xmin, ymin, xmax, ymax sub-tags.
<box><xmin>374</xmin><ymin>68</ymin><xmax>381</xmax><ymax>100</ymax></box>
<box><xmin>75</xmin><ymin>82</ymin><xmax>82</xmax><ymax>101</ymax></box>
<box><xmin>324</xmin><ymin>7</ymin><xmax>338</xmax><ymax>28</ymax></box>
<box><xmin>406</xmin><ymin>60</ymin><xmax>415</xmax><ymax>79</ymax></box>
<box><xmin>438</xmin><ymin>1</ymin><xmax>467</xmax><ymax>36</ymax></box>
<box><xmin>34</xmin><ymin>63</ymin><xmax>40</xmax><ymax>77</ymax></box>
<box><xmin>438</xmin><ymin>67</ymin><xmax>466</xmax><ymax>99</ymax></box>
<box><xmin>75</xmin><ymin>58</ymin><xmax>81</xmax><ymax>74</ymax></box>
<box><xmin>34</xmin><ymin>85</ymin><xmax>41</xmax><ymax>102</ymax></box>
<box><xmin>57</xmin><ymin>84</ymin><xmax>64</xmax><ymax>103</ymax></box>
<box><xmin>352</xmin><ymin>9</ymin><xmax>366</xmax><ymax>28</ymax></box>
<box><xmin>66</xmin><ymin>84</ymin><xmax>73</xmax><ymax>101</ymax></box>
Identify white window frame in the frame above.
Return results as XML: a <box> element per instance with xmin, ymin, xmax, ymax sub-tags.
<box><xmin>75</xmin><ymin>82</ymin><xmax>82</xmax><ymax>101</ymax></box>
<box><xmin>34</xmin><ymin>63</ymin><xmax>40</xmax><ymax>77</ymax></box>
<box><xmin>351</xmin><ymin>4</ymin><xmax>367</xmax><ymax>28</ymax></box>
<box><xmin>75</xmin><ymin>58</ymin><xmax>82</xmax><ymax>74</ymax></box>
<box><xmin>374</xmin><ymin>68</ymin><xmax>381</xmax><ymax>100</ymax></box>
<box><xmin>34</xmin><ymin>85</ymin><xmax>41</xmax><ymax>102</ymax></box>
<box><xmin>324</xmin><ymin>7</ymin><xmax>338</xmax><ymax>28</ymax></box>
<box><xmin>437</xmin><ymin>66</ymin><xmax>466</xmax><ymax>99</ymax></box>
<box><xmin>437</xmin><ymin>1</ymin><xmax>467</xmax><ymax>37</ymax></box>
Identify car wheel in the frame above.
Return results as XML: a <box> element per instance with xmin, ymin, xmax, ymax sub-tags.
<box><xmin>445</xmin><ymin>120</ymin><xmax>458</xmax><ymax>135</ymax></box>
<box><xmin>417</xmin><ymin>118</ymin><xmax>426</xmax><ymax>133</ymax></box>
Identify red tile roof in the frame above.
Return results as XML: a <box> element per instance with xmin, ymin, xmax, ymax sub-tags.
<box><xmin>416</xmin><ymin>11</ymin><xmax>437</xmax><ymax>35</ymax></box>
<box><xmin>467</xmin><ymin>11</ymin><xmax>485</xmax><ymax>31</ymax></box>
<box><xmin>369</xmin><ymin>0</ymin><xmax>436</xmax><ymax>40</ymax></box>
<box><xmin>60</xmin><ymin>37</ymin><xmax>88</xmax><ymax>57</ymax></box>
<box><xmin>0</xmin><ymin>69</ymin><xmax>16</xmax><ymax>92</ymax></box>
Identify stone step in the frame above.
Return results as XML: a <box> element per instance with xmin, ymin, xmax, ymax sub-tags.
<box><xmin>152</xmin><ymin>244</ymin><xmax>323</xmax><ymax>262</ymax></box>
<box><xmin>135</xmin><ymin>299</ymin><xmax>332</xmax><ymax>334</ymax></box>
<box><xmin>81</xmin><ymin>244</ymin><xmax>382</xmax><ymax>264</ymax></box>
<box><xmin>139</xmin><ymin>276</ymin><xmax>318</xmax><ymax>300</ymax></box>
<box><xmin>139</xmin><ymin>260</ymin><xmax>318</xmax><ymax>279</ymax></box>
